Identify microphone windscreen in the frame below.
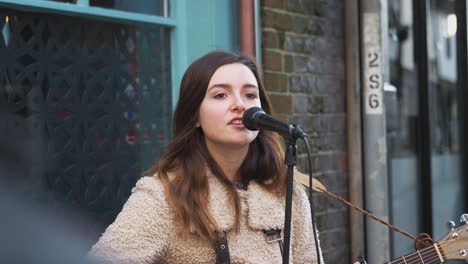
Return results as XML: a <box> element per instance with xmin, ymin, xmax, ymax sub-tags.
<box><xmin>242</xmin><ymin>107</ymin><xmax>264</xmax><ymax>131</ymax></box>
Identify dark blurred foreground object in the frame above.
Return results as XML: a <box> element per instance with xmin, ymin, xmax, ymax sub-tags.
<box><xmin>0</xmin><ymin>184</ymin><xmax>96</xmax><ymax>264</ymax></box>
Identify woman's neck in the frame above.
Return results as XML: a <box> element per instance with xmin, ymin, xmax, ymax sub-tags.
<box><xmin>205</xmin><ymin>142</ymin><xmax>249</xmax><ymax>182</ymax></box>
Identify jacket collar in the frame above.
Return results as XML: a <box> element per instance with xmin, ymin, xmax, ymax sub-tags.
<box><xmin>207</xmin><ymin>173</ymin><xmax>285</xmax><ymax>232</ymax></box>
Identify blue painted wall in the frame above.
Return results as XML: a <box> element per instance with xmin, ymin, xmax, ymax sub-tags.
<box><xmin>171</xmin><ymin>0</ymin><xmax>239</xmax><ymax>108</ymax></box>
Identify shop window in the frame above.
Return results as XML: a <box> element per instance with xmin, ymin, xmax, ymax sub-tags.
<box><xmin>0</xmin><ymin>8</ymin><xmax>172</xmax><ymax>241</ymax></box>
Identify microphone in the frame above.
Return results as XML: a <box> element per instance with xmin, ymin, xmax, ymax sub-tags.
<box><xmin>242</xmin><ymin>107</ymin><xmax>306</xmax><ymax>141</ymax></box>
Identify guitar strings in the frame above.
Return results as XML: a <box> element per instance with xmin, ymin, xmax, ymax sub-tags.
<box><xmin>389</xmin><ymin>229</ymin><xmax>467</xmax><ymax>264</ymax></box>
<box><xmin>387</xmin><ymin>246</ymin><xmax>440</xmax><ymax>264</ymax></box>
<box><xmin>390</xmin><ymin>244</ymin><xmax>442</xmax><ymax>264</ymax></box>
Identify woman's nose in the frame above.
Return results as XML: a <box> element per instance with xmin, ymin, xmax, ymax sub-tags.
<box><xmin>231</xmin><ymin>94</ymin><xmax>246</xmax><ymax>111</ymax></box>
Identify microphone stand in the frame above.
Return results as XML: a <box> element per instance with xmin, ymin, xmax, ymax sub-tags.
<box><xmin>282</xmin><ymin>136</ymin><xmax>297</xmax><ymax>264</ymax></box>
<box><xmin>281</xmin><ymin>123</ymin><xmax>321</xmax><ymax>264</ymax></box>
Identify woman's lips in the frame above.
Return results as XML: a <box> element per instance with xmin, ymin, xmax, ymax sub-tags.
<box><xmin>229</xmin><ymin>118</ymin><xmax>244</xmax><ymax>127</ymax></box>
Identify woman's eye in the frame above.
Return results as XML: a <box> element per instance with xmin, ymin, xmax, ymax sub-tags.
<box><xmin>246</xmin><ymin>93</ymin><xmax>258</xmax><ymax>99</ymax></box>
<box><xmin>214</xmin><ymin>93</ymin><xmax>226</xmax><ymax>99</ymax></box>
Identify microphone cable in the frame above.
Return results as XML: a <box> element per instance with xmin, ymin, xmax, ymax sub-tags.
<box><xmin>301</xmin><ymin>136</ymin><xmax>322</xmax><ymax>264</ymax></box>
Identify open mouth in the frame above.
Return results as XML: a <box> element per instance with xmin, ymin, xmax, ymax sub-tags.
<box><xmin>230</xmin><ymin>119</ymin><xmax>243</xmax><ymax>125</ymax></box>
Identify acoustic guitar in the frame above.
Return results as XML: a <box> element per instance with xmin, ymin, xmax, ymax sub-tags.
<box><xmin>385</xmin><ymin>217</ymin><xmax>468</xmax><ymax>264</ymax></box>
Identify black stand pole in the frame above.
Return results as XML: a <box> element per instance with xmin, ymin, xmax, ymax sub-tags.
<box><xmin>282</xmin><ymin>140</ymin><xmax>297</xmax><ymax>264</ymax></box>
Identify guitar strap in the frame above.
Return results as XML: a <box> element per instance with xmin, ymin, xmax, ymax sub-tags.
<box><xmin>264</xmin><ymin>229</ymin><xmax>284</xmax><ymax>256</ymax></box>
<box><xmin>214</xmin><ymin>231</ymin><xmax>230</xmax><ymax>264</ymax></box>
<box><xmin>214</xmin><ymin>229</ymin><xmax>284</xmax><ymax>263</ymax></box>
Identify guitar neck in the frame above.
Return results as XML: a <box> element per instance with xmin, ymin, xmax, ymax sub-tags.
<box><xmin>385</xmin><ymin>243</ymin><xmax>446</xmax><ymax>264</ymax></box>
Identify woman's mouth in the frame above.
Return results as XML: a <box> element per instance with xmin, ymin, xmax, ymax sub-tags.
<box><xmin>229</xmin><ymin>118</ymin><xmax>245</xmax><ymax>127</ymax></box>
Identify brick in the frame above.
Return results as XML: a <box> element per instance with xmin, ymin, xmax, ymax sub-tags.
<box><xmin>327</xmin><ymin>39</ymin><xmax>344</xmax><ymax>58</ymax></box>
<box><xmin>331</xmin><ymin>134</ymin><xmax>347</xmax><ymax>152</ymax></box>
<box><xmin>317</xmin><ymin>133</ymin><xmax>346</xmax><ymax>151</ymax></box>
<box><xmin>324</xmin><ymin>0</ymin><xmax>345</xmax><ymax>9</ymax></box>
<box><xmin>316</xmin><ymin>114</ymin><xmax>345</xmax><ymax>133</ymax></box>
<box><xmin>323</xmin><ymin>94</ymin><xmax>345</xmax><ymax>113</ymax></box>
<box><xmin>297</xmin><ymin>155</ymin><xmax>313</xmax><ymax>173</ymax></box>
<box><xmin>284</xmin><ymin>54</ymin><xmax>293</xmax><ymax>72</ymax></box>
<box><xmin>261</xmin><ymin>9</ymin><xmax>292</xmax><ymax>31</ymax></box>
<box><xmin>322</xmin><ymin>58</ymin><xmax>345</xmax><ymax>77</ymax></box>
<box><xmin>268</xmin><ymin>93</ymin><xmax>292</xmax><ymax>114</ymax></box>
<box><xmin>296</xmin><ymin>135</ymin><xmax>319</xmax><ymax>154</ymax></box>
<box><xmin>307</xmin><ymin>18</ymin><xmax>324</xmax><ymax>36</ymax></box>
<box><xmin>317</xmin><ymin>115</ymin><xmax>331</xmax><ymax>132</ymax></box>
<box><xmin>261</xmin><ymin>0</ymin><xmax>285</xmax><ymax>9</ymax></box>
<box><xmin>285</xmin><ymin>34</ymin><xmax>305</xmax><ymax>53</ymax></box>
<box><xmin>304</xmin><ymin>36</ymin><xmax>316</xmax><ymax>52</ymax></box>
<box><xmin>293</xmin><ymin>95</ymin><xmax>308</xmax><ymax>113</ymax></box>
<box><xmin>262</xmin><ymin>30</ymin><xmax>280</xmax><ymax>49</ymax></box>
<box><xmin>316</xmin><ymin>208</ymin><xmax>349</xmax><ymax>230</ymax></box>
<box><xmin>338</xmin><ymin>152</ymin><xmax>347</xmax><ymax>171</ymax></box>
<box><xmin>321</xmin><ymin>171</ymin><xmax>348</xmax><ymax>192</ymax></box>
<box><xmin>271</xmin><ymin>113</ymin><xmax>289</xmax><ymax>123</ymax></box>
<box><xmin>285</xmin><ymin>0</ymin><xmax>316</xmax><ymax>15</ymax></box>
<box><xmin>322</xmin><ymin>3</ymin><xmax>344</xmax><ymax>24</ymax></box>
<box><xmin>318</xmin><ymin>153</ymin><xmax>332</xmax><ymax>171</ymax></box>
<box><xmin>312</xmin><ymin>36</ymin><xmax>330</xmax><ymax>55</ymax></box>
<box><xmin>307</xmin><ymin>95</ymin><xmax>324</xmax><ymax>113</ymax></box>
<box><xmin>290</xmin><ymin>16</ymin><xmax>324</xmax><ymax>36</ymax></box>
<box><xmin>307</xmin><ymin>56</ymin><xmax>322</xmax><ymax>73</ymax></box>
<box><xmin>322</xmin><ymin>20</ymin><xmax>345</xmax><ymax>39</ymax></box>
<box><xmin>264</xmin><ymin>72</ymin><xmax>288</xmax><ymax>92</ymax></box>
<box><xmin>289</xmin><ymin>115</ymin><xmax>319</xmax><ymax>133</ymax></box>
<box><xmin>329</xmin><ymin>114</ymin><xmax>346</xmax><ymax>132</ymax></box>
<box><xmin>328</xmin><ymin>152</ymin><xmax>346</xmax><ymax>172</ymax></box>
<box><xmin>284</xmin><ymin>54</ymin><xmax>308</xmax><ymax>73</ymax></box>
<box><xmin>316</xmin><ymin>224</ymin><xmax>351</xmax><ymax>249</ymax></box>
<box><xmin>297</xmin><ymin>154</ymin><xmax>319</xmax><ymax>174</ymax></box>
<box><xmin>290</xmin><ymin>75</ymin><xmax>315</xmax><ymax>93</ymax></box>
<box><xmin>332</xmin><ymin>22</ymin><xmax>344</xmax><ymax>39</ymax></box>
<box><xmin>286</xmin><ymin>35</ymin><xmax>328</xmax><ymax>56</ymax></box>
<box><xmin>316</xmin><ymin>77</ymin><xmax>342</xmax><ymax>94</ymax></box>
<box><xmin>314</xmin><ymin>190</ymin><xmax>348</xmax><ymax>211</ymax></box>
<box><xmin>315</xmin><ymin>136</ymin><xmax>328</xmax><ymax>151</ymax></box>
<box><xmin>323</xmin><ymin>247</ymin><xmax>350</xmax><ymax>264</ymax></box>
<box><xmin>315</xmin><ymin>133</ymin><xmax>347</xmax><ymax>152</ymax></box>
<box><xmin>313</xmin><ymin>0</ymin><xmax>326</xmax><ymax>17</ymax></box>
<box><xmin>262</xmin><ymin>50</ymin><xmax>283</xmax><ymax>71</ymax></box>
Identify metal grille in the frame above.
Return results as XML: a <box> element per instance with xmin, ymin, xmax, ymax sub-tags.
<box><xmin>0</xmin><ymin>8</ymin><xmax>172</xmax><ymax>240</ymax></box>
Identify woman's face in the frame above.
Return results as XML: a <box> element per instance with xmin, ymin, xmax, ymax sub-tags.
<box><xmin>197</xmin><ymin>63</ymin><xmax>262</xmax><ymax>150</ymax></box>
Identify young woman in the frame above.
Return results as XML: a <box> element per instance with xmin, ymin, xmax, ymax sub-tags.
<box><xmin>89</xmin><ymin>51</ymin><xmax>321</xmax><ymax>263</ymax></box>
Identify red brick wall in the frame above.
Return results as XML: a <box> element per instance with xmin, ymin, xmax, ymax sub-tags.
<box><xmin>261</xmin><ymin>0</ymin><xmax>350</xmax><ymax>262</ymax></box>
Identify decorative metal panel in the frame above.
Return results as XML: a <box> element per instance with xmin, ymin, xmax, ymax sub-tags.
<box><xmin>0</xmin><ymin>8</ymin><xmax>172</xmax><ymax>242</ymax></box>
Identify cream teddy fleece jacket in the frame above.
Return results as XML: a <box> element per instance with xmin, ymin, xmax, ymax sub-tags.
<box><xmin>89</xmin><ymin>173</ymin><xmax>321</xmax><ymax>263</ymax></box>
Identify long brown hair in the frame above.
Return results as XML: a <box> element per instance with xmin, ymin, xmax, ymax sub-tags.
<box><xmin>148</xmin><ymin>51</ymin><xmax>286</xmax><ymax>242</ymax></box>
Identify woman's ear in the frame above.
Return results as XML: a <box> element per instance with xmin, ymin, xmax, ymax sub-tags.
<box><xmin>195</xmin><ymin>121</ymin><xmax>200</xmax><ymax>128</ymax></box>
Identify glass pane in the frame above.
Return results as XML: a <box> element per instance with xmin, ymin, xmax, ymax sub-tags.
<box><xmin>90</xmin><ymin>0</ymin><xmax>168</xmax><ymax>17</ymax></box>
<box><xmin>385</xmin><ymin>0</ymin><xmax>424</xmax><ymax>259</ymax></box>
<box><xmin>427</xmin><ymin>0</ymin><xmax>465</xmax><ymax>242</ymax></box>
<box><xmin>0</xmin><ymin>7</ymin><xmax>172</xmax><ymax>249</ymax></box>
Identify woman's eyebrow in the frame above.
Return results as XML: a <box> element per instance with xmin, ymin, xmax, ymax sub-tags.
<box><xmin>208</xmin><ymin>83</ymin><xmax>258</xmax><ymax>91</ymax></box>
<box><xmin>243</xmin><ymin>84</ymin><xmax>259</xmax><ymax>89</ymax></box>
<box><xmin>208</xmin><ymin>83</ymin><xmax>231</xmax><ymax>91</ymax></box>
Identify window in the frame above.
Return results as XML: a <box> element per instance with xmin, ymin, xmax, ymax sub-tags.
<box><xmin>0</xmin><ymin>7</ymin><xmax>172</xmax><ymax>240</ymax></box>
